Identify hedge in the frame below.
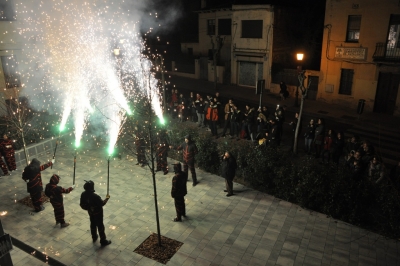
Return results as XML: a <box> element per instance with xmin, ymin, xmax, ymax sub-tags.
<box><xmin>167</xmin><ymin>122</ymin><xmax>400</xmax><ymax>239</ymax></box>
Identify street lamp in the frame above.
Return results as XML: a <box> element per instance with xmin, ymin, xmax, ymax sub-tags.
<box><xmin>295</xmin><ymin>53</ymin><xmax>304</xmax><ymax>107</ymax></box>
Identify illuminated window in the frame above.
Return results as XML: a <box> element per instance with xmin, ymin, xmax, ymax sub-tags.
<box><xmin>346</xmin><ymin>15</ymin><xmax>361</xmax><ymax>42</ymax></box>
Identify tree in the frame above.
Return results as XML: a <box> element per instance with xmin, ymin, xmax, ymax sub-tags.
<box><xmin>0</xmin><ymin>89</ymin><xmax>33</xmax><ymax>166</ymax></box>
<box><xmin>293</xmin><ymin>71</ymin><xmax>311</xmax><ymax>154</ymax></box>
<box><xmin>117</xmin><ymin>77</ymin><xmax>165</xmax><ymax>247</ymax></box>
<box><xmin>210</xmin><ymin>35</ymin><xmax>225</xmax><ymax>90</ymax></box>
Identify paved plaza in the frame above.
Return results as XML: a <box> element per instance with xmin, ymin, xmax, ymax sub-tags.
<box><xmin>1</xmin><ymin>145</ymin><xmax>400</xmax><ymax>265</ymax></box>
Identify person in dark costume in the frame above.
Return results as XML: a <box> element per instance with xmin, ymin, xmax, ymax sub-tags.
<box><xmin>0</xmin><ymin>134</ymin><xmax>17</xmax><ymax>173</ymax></box>
<box><xmin>171</xmin><ymin>135</ymin><xmax>199</xmax><ymax>186</ymax></box>
<box><xmin>45</xmin><ymin>174</ymin><xmax>74</xmax><ymax>228</ymax></box>
<box><xmin>171</xmin><ymin>162</ymin><xmax>188</xmax><ymax>222</ymax></box>
<box><xmin>80</xmin><ymin>180</ymin><xmax>111</xmax><ymax>246</ymax></box>
<box><xmin>314</xmin><ymin>118</ymin><xmax>325</xmax><ymax>158</ymax></box>
<box><xmin>266</xmin><ymin>119</ymin><xmax>280</xmax><ymax>147</ymax></box>
<box><xmin>134</xmin><ymin>127</ymin><xmax>147</xmax><ymax>167</ymax></box>
<box><xmin>156</xmin><ymin>130</ymin><xmax>169</xmax><ymax>175</ymax></box>
<box><xmin>22</xmin><ymin>158</ymin><xmax>54</xmax><ymax>212</ymax></box>
<box><xmin>279</xmin><ymin>81</ymin><xmax>289</xmax><ymax>100</ymax></box>
<box><xmin>221</xmin><ymin>151</ymin><xmax>237</xmax><ymax>197</ymax></box>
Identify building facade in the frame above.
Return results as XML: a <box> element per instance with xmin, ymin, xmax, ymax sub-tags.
<box><xmin>180</xmin><ymin>3</ymin><xmax>274</xmax><ymax>90</ymax></box>
<box><xmin>319</xmin><ymin>0</ymin><xmax>400</xmax><ymax>116</ymax></box>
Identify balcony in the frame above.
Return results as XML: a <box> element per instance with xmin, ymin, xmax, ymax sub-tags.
<box><xmin>373</xmin><ymin>42</ymin><xmax>400</xmax><ymax>63</ymax></box>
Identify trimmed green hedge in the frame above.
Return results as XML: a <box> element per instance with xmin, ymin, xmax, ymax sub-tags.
<box><xmin>167</xmin><ymin>122</ymin><xmax>400</xmax><ymax>239</ymax></box>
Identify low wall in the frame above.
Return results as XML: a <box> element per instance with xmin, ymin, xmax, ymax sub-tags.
<box><xmin>14</xmin><ymin>135</ymin><xmax>69</xmax><ymax>168</ymax></box>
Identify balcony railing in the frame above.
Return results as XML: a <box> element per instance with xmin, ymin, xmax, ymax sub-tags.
<box><xmin>373</xmin><ymin>42</ymin><xmax>400</xmax><ymax>62</ymax></box>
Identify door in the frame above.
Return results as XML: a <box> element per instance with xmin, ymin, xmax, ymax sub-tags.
<box><xmin>238</xmin><ymin>61</ymin><xmax>263</xmax><ymax>87</ymax></box>
<box><xmin>374</xmin><ymin>72</ymin><xmax>400</xmax><ymax>114</ymax></box>
<box><xmin>199</xmin><ymin>57</ymin><xmax>208</xmax><ymax>80</ymax></box>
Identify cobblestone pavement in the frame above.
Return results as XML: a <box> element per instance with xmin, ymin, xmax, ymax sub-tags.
<box><xmin>1</xmin><ymin>145</ymin><xmax>399</xmax><ymax>265</ymax></box>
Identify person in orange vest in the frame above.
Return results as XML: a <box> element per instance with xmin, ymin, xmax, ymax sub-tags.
<box><xmin>206</xmin><ymin>97</ymin><xmax>219</xmax><ymax>138</ymax></box>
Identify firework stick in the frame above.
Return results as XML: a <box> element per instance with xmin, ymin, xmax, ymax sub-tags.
<box><xmin>107</xmin><ymin>157</ymin><xmax>110</xmax><ymax>195</ymax></box>
<box><xmin>73</xmin><ymin>150</ymin><xmax>77</xmax><ymax>185</ymax></box>
<box><xmin>51</xmin><ymin>135</ymin><xmax>60</xmax><ymax>169</ymax></box>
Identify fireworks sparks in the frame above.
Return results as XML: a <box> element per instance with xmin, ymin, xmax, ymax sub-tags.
<box><xmin>13</xmin><ymin>0</ymin><xmax>165</xmax><ymax>152</ymax></box>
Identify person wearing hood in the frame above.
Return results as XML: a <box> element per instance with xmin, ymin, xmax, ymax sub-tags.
<box><xmin>171</xmin><ymin>162</ymin><xmax>188</xmax><ymax>222</ymax></box>
<box><xmin>45</xmin><ymin>174</ymin><xmax>74</xmax><ymax>228</ymax></box>
<box><xmin>22</xmin><ymin>158</ymin><xmax>54</xmax><ymax>212</ymax></box>
<box><xmin>80</xmin><ymin>180</ymin><xmax>111</xmax><ymax>246</ymax></box>
<box><xmin>171</xmin><ymin>134</ymin><xmax>199</xmax><ymax>186</ymax></box>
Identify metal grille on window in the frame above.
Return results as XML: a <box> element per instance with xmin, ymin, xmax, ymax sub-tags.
<box><xmin>339</xmin><ymin>69</ymin><xmax>354</xmax><ymax>95</ymax></box>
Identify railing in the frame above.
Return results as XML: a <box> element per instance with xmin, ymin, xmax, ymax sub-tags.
<box><xmin>372</xmin><ymin>42</ymin><xmax>400</xmax><ymax>62</ymax></box>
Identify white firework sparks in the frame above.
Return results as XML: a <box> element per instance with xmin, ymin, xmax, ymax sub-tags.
<box><xmin>14</xmin><ymin>0</ymin><xmax>164</xmax><ymax>152</ymax></box>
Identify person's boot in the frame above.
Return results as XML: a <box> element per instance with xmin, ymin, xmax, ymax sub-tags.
<box><xmin>100</xmin><ymin>240</ymin><xmax>112</xmax><ymax>246</ymax></box>
<box><xmin>61</xmin><ymin>222</ymin><xmax>70</xmax><ymax>228</ymax></box>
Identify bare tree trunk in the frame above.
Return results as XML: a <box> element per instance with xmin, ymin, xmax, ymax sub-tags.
<box><xmin>293</xmin><ymin>72</ymin><xmax>310</xmax><ymax>154</ymax></box>
<box><xmin>20</xmin><ymin>121</ymin><xmax>29</xmax><ymax>166</ymax></box>
<box><xmin>146</xmin><ymin>74</ymin><xmax>162</xmax><ymax>247</ymax></box>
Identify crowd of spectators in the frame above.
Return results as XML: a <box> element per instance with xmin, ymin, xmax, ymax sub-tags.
<box><xmin>165</xmin><ymin>88</ymin><xmax>400</xmax><ymax>188</ymax></box>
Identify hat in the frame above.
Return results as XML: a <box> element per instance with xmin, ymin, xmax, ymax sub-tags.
<box><xmin>184</xmin><ymin>135</ymin><xmax>190</xmax><ymax>140</ymax></box>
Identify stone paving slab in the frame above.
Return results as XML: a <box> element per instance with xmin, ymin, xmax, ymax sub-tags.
<box><xmin>0</xmin><ymin>146</ymin><xmax>399</xmax><ymax>265</ymax></box>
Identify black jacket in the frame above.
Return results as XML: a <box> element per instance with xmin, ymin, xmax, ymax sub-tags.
<box><xmin>221</xmin><ymin>156</ymin><xmax>237</xmax><ymax>180</ymax></box>
<box><xmin>171</xmin><ymin>171</ymin><xmax>188</xmax><ymax>198</ymax></box>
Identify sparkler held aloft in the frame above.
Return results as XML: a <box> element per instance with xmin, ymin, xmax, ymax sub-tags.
<box><xmin>51</xmin><ymin>127</ymin><xmax>63</xmax><ymax>169</ymax></box>
<box><xmin>107</xmin><ymin>156</ymin><xmax>110</xmax><ymax>195</ymax></box>
<box><xmin>51</xmin><ymin>139</ymin><xmax>59</xmax><ymax>169</ymax></box>
<box><xmin>73</xmin><ymin>150</ymin><xmax>77</xmax><ymax>185</ymax></box>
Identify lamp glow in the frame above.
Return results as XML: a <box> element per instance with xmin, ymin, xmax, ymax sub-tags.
<box><xmin>296</xmin><ymin>53</ymin><xmax>304</xmax><ymax>61</ymax></box>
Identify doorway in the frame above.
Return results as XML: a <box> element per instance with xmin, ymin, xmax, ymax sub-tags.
<box><xmin>374</xmin><ymin>72</ymin><xmax>400</xmax><ymax>114</ymax></box>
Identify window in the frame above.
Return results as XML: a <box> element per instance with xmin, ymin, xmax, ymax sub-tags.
<box><xmin>0</xmin><ymin>0</ymin><xmax>16</xmax><ymax>21</ymax></box>
<box><xmin>242</xmin><ymin>20</ymin><xmax>263</xmax><ymax>38</ymax></box>
<box><xmin>387</xmin><ymin>15</ymin><xmax>400</xmax><ymax>49</ymax></box>
<box><xmin>218</xmin><ymin>19</ymin><xmax>231</xmax><ymax>35</ymax></box>
<box><xmin>207</xmin><ymin>19</ymin><xmax>215</xmax><ymax>35</ymax></box>
<box><xmin>1</xmin><ymin>55</ymin><xmax>21</xmax><ymax>88</ymax></box>
<box><xmin>346</xmin><ymin>15</ymin><xmax>361</xmax><ymax>42</ymax></box>
<box><xmin>339</xmin><ymin>69</ymin><xmax>354</xmax><ymax>95</ymax></box>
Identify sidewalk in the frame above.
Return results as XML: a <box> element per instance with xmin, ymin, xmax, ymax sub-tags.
<box><xmin>1</xmin><ymin>145</ymin><xmax>400</xmax><ymax>265</ymax></box>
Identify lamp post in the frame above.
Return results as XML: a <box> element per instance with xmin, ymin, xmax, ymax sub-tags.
<box><xmin>295</xmin><ymin>53</ymin><xmax>304</xmax><ymax>107</ymax></box>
